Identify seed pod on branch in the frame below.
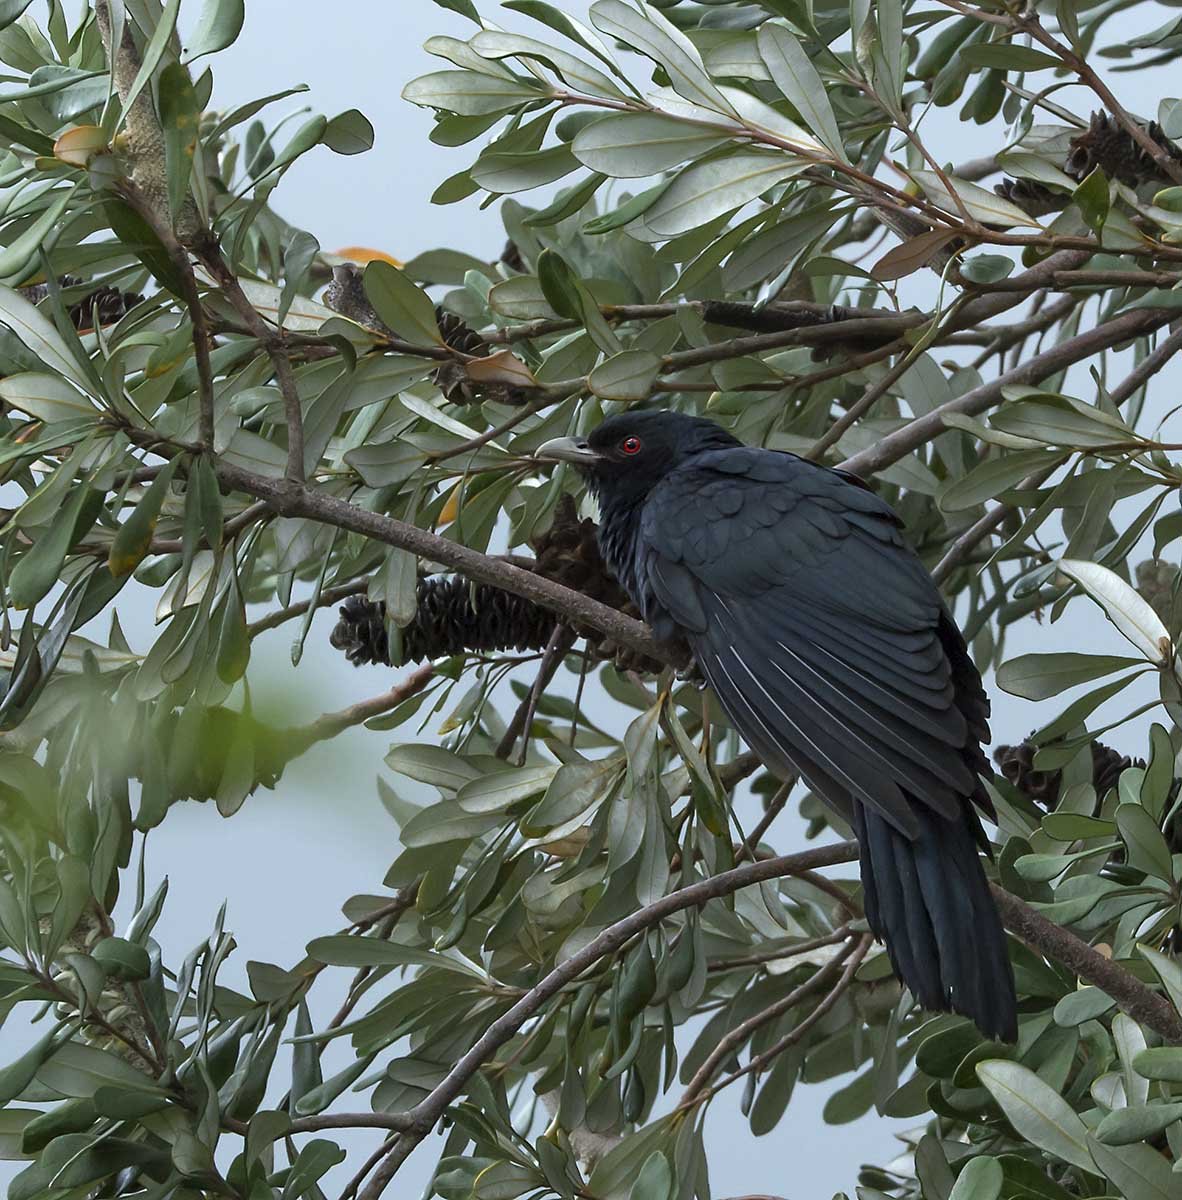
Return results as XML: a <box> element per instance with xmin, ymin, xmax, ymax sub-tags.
<box><xmin>992</xmin><ymin>178</ymin><xmax>1068</xmax><ymax>218</ymax></box>
<box><xmin>993</xmin><ymin>737</ymin><xmax>1147</xmax><ymax>809</ymax></box>
<box><xmin>330</xmin><ymin>496</ymin><xmax>662</xmax><ymax>672</ymax></box>
<box><xmin>18</xmin><ymin>276</ymin><xmax>144</xmax><ymax>330</ymax></box>
<box><xmin>701</xmin><ymin>300</ymin><xmax>908</xmax><ymax>360</ymax></box>
<box><xmin>1065</xmin><ymin>111</ymin><xmax>1182</xmax><ymax>187</ymax></box>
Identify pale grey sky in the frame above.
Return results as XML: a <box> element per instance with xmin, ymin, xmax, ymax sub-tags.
<box><xmin>4</xmin><ymin>2</ymin><xmax>1180</xmax><ymax>1197</ymax></box>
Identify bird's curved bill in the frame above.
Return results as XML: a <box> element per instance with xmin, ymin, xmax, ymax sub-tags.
<box><xmin>534</xmin><ymin>436</ymin><xmax>602</xmax><ymax>466</ymax></box>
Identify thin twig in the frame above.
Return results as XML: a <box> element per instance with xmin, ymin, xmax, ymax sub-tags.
<box><xmin>838</xmin><ymin>307</ymin><xmax>1173</xmax><ymax>476</ymax></box>
<box><xmin>690</xmin><ymin>935</ymin><xmax>874</xmax><ymax>1107</ymax></box>
<box><xmin>355</xmin><ymin>842</ymin><xmax>862</xmax><ymax>1200</ymax></box>
<box><xmin>679</xmin><ymin>934</ymin><xmax>858</xmax><ymax>1105</ymax></box>
<box><xmin>496</xmin><ymin>625</ymin><xmax>575</xmax><ymax>762</ymax></box>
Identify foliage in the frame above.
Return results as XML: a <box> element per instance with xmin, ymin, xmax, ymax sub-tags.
<box><xmin>2</xmin><ymin>1</ymin><xmax>1182</xmax><ymax>1199</ymax></box>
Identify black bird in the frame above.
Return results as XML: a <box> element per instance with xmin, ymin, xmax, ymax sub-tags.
<box><xmin>537</xmin><ymin>410</ymin><xmax>1017</xmax><ymax>1042</ymax></box>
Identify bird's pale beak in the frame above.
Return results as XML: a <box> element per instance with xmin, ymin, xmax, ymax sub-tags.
<box><xmin>534</xmin><ymin>436</ymin><xmax>602</xmax><ymax>466</ymax></box>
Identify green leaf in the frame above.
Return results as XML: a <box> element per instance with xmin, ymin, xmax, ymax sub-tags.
<box><xmin>588</xmin><ymin>349</ymin><xmax>662</xmax><ymax>400</ymax></box>
<box><xmin>643</xmin><ymin>152</ymin><xmax>808</xmax><ymax>237</ymax></box>
<box><xmin>456</xmin><ymin>765</ymin><xmax>557</xmax><ymax>814</ymax></box>
<box><xmin>959</xmin><ymin>44</ymin><xmax>1062</xmax><ymax>71</ymax></box>
<box><xmin>283</xmin><ymin>1139</ymin><xmax>347</xmax><ymax>1199</ymax></box>
<box><xmin>572</xmin><ymin>112</ymin><xmax>725</xmax><ymax>177</ymax></box>
<box><xmin>183</xmin><ymin>0</ymin><xmax>244</xmax><ymax>59</ymax></box>
<box><xmin>0</xmin><ymin>372</ymin><xmax>97</xmax><ymax>424</ymax></box>
<box><xmin>0</xmin><ymin>1023</ymin><xmax>68</xmax><ymax>1105</ymax></box>
<box><xmin>959</xmin><ymin>254</ymin><xmax>1015</xmax><ymax>284</ymax></box>
<box><xmin>472</xmin><ymin>143</ymin><xmax>578</xmax><ymax>193</ymax></box>
<box><xmin>279</xmin><ymin>230</ymin><xmax>320</xmax><ymax>327</ymax></box>
<box><xmin>0</xmin><ymin>185</ymin><xmax>77</xmax><ymax>287</ymax></box>
<box><xmin>108</xmin><ymin>458</ymin><xmax>182</xmax><ymax>579</ymax></box>
<box><xmin>992</xmin><ymin>396</ymin><xmax>1134</xmax><ymax>448</ymax></box>
<box><xmin>469</xmin><ymin>29</ymin><xmax>626</xmax><ymax>100</ymax></box>
<box><xmin>0</xmin><ymin>287</ymin><xmax>95</xmax><ymax>392</ymax></box>
<box><xmin>0</xmin><ymin>0</ymin><xmax>34</xmax><ymax>33</ymax></box>
<box><xmin>590</xmin><ymin>0</ymin><xmax>733</xmax><ymax>117</ymax></box>
<box><xmin>1034</xmin><ymin>671</ymin><xmax>1142</xmax><ymax>743</ymax></box>
<box><xmin>1085</xmin><ymin>1135</ymin><xmax>1174</xmax><ymax>1200</ymax></box>
<box><xmin>8</xmin><ymin>481</ymin><xmax>100</xmax><ymax>609</ymax></box>
<box><xmin>0</xmin><ymin>1108</ymin><xmax>37</xmax><ymax>1160</ymax></box>
<box><xmin>35</xmin><ymin>1041</ymin><xmax>162</xmax><ymax>1098</ymax></box>
<box><xmin>629</xmin><ymin>1151</ymin><xmax>673</xmax><ymax>1200</ymax></box>
<box><xmin>937</xmin><ymin>448</ymin><xmax>1058</xmax><ymax>512</ymax></box>
<box><xmin>1132</xmin><ymin>1047</ymin><xmax>1182</xmax><ymax>1082</ymax></box>
<box><xmin>1138</xmin><ymin>944</ymin><xmax>1182</xmax><ymax>1017</ymax></box>
<box><xmin>159</xmin><ymin>62</ymin><xmax>200</xmax><ymax>223</ymax></box>
<box><xmin>975</xmin><ymin>1060</ymin><xmax>1094</xmax><ymax>1172</ymax></box>
<box><xmin>119</xmin><ymin>0</ymin><xmax>182</xmax><ymax>119</ymax></box>
<box><xmin>305</xmin><ymin>934</ymin><xmax>478</xmax><ymax>974</ymax></box>
<box><xmin>363</xmin><ymin>261</ymin><xmax>442</xmax><ymax>345</ymax></box>
<box><xmin>911</xmin><ymin>168</ymin><xmax>1041</xmax><ymax>229</ymax></box>
<box><xmin>1073</xmin><ymin>169</ymin><xmax>1109</xmax><ymax>234</ymax></box>
<box><xmin>1116</xmin><ymin>804</ymin><xmax>1174</xmax><ymax>881</ymax></box>
<box><xmin>324</xmin><ymin>108</ymin><xmax>375</xmax><ymax>155</ymax></box>
<box><xmin>1095</xmin><ymin>1102</ymin><xmax>1182</xmax><ymax>1146</ymax></box>
<box><xmin>537</xmin><ymin>248</ymin><xmax>619</xmax><ymax>352</ymax></box>
<box><xmin>756</xmin><ymin>22</ymin><xmax>846</xmax><ymax>161</ymax></box>
<box><xmin>402</xmin><ymin>70</ymin><xmax>546</xmax><ymax>116</ymax></box>
<box><xmin>1058</xmin><ymin>559</ymin><xmax>1171</xmax><ymax>664</ymax></box>
<box><xmin>91</xmin><ymin>936</ymin><xmax>152</xmax><ymax>981</ymax></box>
<box><xmin>948</xmin><ymin>1157</ymin><xmax>1002</xmax><ymax>1200</ymax></box>
<box><xmin>996</xmin><ymin>652</ymin><xmax>1144</xmax><ymax>701</ymax></box>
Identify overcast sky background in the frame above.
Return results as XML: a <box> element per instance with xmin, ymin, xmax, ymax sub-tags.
<box><xmin>4</xmin><ymin>1</ymin><xmax>1180</xmax><ymax>1196</ymax></box>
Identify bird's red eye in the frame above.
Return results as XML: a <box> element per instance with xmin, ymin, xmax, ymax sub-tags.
<box><xmin>620</xmin><ymin>435</ymin><xmax>642</xmax><ymax>456</ymax></box>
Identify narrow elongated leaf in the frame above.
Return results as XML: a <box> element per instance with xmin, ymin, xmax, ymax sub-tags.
<box><xmin>572</xmin><ymin>112</ymin><xmax>724</xmax><ymax>177</ymax></box>
<box><xmin>1058</xmin><ymin>559</ymin><xmax>1172</xmax><ymax>664</ymax></box>
<box><xmin>184</xmin><ymin>0</ymin><xmax>245</xmax><ymax>60</ymax></box>
<box><xmin>997</xmin><ymin>652</ymin><xmax>1144</xmax><ymax>701</ymax></box>
<box><xmin>911</xmin><ymin>168</ymin><xmax>1042</xmax><ymax>229</ymax></box>
<box><xmin>363</xmin><ymin>261</ymin><xmax>442</xmax><ymax>345</ymax></box>
<box><xmin>756</xmin><ymin>23</ymin><xmax>845</xmax><ymax>161</ymax></box>
<box><xmin>403</xmin><ymin>70</ymin><xmax>546</xmax><ymax>116</ymax></box>
<box><xmin>589</xmin><ymin>349</ymin><xmax>662</xmax><ymax>400</ymax></box>
<box><xmin>590</xmin><ymin>0</ymin><xmax>734</xmax><ymax>117</ymax></box>
<box><xmin>975</xmin><ymin>1060</ymin><xmax>1094</xmax><ymax>1171</ymax></box>
<box><xmin>644</xmin><ymin>153</ymin><xmax>807</xmax><ymax>237</ymax></box>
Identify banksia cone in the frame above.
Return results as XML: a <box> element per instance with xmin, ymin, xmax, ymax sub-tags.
<box><xmin>992</xmin><ymin>178</ymin><xmax>1067</xmax><ymax>218</ymax></box>
<box><xmin>323</xmin><ymin>263</ymin><xmax>393</xmax><ymax>336</ymax></box>
<box><xmin>993</xmin><ymin>737</ymin><xmax>1143</xmax><ymax>808</ymax></box>
<box><xmin>19</xmin><ymin>276</ymin><xmax>143</xmax><ymax>330</ymax></box>
<box><xmin>501</xmin><ymin>239</ymin><xmax>526</xmax><ymax>273</ymax></box>
<box><xmin>331</xmin><ymin>580</ymin><xmax>558</xmax><ymax>667</ymax></box>
<box><xmin>1136</xmin><ymin>559</ymin><xmax>1179</xmax><ymax>625</ymax></box>
<box><xmin>701</xmin><ymin>300</ymin><xmax>903</xmax><ymax>361</ymax></box>
<box><xmin>433</xmin><ymin>307</ymin><xmax>491</xmax><ymax>407</ymax></box>
<box><xmin>330</xmin><ymin>497</ymin><xmax>664</xmax><ymax>673</ymax></box>
<box><xmin>1065</xmin><ymin>111</ymin><xmax>1182</xmax><ymax>187</ymax></box>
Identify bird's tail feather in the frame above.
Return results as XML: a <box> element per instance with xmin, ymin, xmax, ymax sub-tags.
<box><xmin>853</xmin><ymin>800</ymin><xmax>1017</xmax><ymax>1042</ymax></box>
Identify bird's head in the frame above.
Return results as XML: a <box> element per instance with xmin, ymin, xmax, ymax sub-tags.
<box><xmin>534</xmin><ymin>410</ymin><xmax>739</xmax><ymax>503</ymax></box>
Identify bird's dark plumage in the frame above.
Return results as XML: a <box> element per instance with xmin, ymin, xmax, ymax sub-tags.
<box><xmin>549</xmin><ymin>410</ymin><xmax>1017</xmax><ymax>1041</ymax></box>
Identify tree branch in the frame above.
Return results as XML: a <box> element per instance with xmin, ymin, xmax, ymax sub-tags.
<box><xmin>838</xmin><ymin>307</ymin><xmax>1172</xmax><ymax>477</ymax></box>
<box><xmin>356</xmin><ymin>842</ymin><xmax>861</xmax><ymax>1200</ymax></box>
<box><xmin>990</xmin><ymin>885</ymin><xmax>1182</xmax><ymax>1043</ymax></box>
<box><xmin>679</xmin><ymin>934</ymin><xmax>858</xmax><ymax>1105</ymax></box>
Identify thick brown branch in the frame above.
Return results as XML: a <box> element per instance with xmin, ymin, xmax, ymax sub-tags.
<box><xmin>838</xmin><ymin>307</ymin><xmax>1172</xmax><ymax>477</ymax></box>
<box><xmin>991</xmin><ymin>885</ymin><xmax>1182</xmax><ymax>1043</ymax></box>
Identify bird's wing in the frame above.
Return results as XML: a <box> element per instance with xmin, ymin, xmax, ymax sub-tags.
<box><xmin>635</xmin><ymin>448</ymin><xmax>990</xmax><ymax>839</ymax></box>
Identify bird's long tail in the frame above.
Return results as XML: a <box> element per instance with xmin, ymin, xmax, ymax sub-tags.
<box><xmin>853</xmin><ymin>801</ymin><xmax>1017</xmax><ymax>1042</ymax></box>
